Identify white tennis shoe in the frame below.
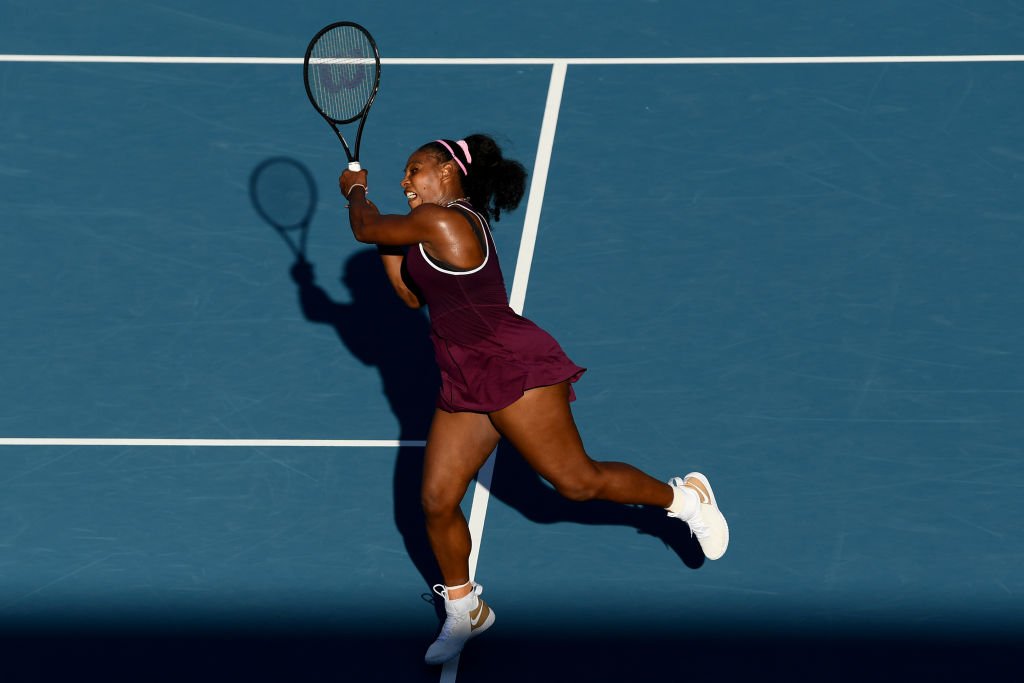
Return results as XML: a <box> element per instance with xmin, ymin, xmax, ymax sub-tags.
<box><xmin>424</xmin><ymin>582</ymin><xmax>495</xmax><ymax>665</ymax></box>
<box><xmin>667</xmin><ymin>472</ymin><xmax>729</xmax><ymax>560</ymax></box>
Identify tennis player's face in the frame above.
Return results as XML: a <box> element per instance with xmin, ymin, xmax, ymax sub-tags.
<box><xmin>401</xmin><ymin>151</ymin><xmax>444</xmax><ymax>209</ymax></box>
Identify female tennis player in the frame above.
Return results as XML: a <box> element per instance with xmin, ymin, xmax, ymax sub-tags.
<box><xmin>339</xmin><ymin>134</ymin><xmax>729</xmax><ymax>666</ymax></box>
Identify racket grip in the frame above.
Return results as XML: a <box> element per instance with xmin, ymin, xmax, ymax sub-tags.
<box><xmin>348</xmin><ymin>161</ymin><xmax>362</xmax><ymax>171</ymax></box>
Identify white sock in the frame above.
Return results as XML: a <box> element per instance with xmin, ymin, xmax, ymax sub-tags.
<box><xmin>444</xmin><ymin>583</ymin><xmax>477</xmax><ymax>611</ymax></box>
<box><xmin>444</xmin><ymin>580</ymin><xmax>472</xmax><ymax>596</ymax></box>
<box><xmin>667</xmin><ymin>483</ymin><xmax>699</xmax><ymax>519</ymax></box>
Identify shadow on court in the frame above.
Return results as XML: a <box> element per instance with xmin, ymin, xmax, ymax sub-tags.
<box><xmin>2</xmin><ymin>623</ymin><xmax>1015</xmax><ymax>682</ymax></box>
<box><xmin>289</xmin><ymin>249</ymin><xmax>444</xmax><ymax>619</ymax></box>
<box><xmin>460</xmin><ymin>629</ymin><xmax>1019</xmax><ymax>683</ymax></box>
<box><xmin>250</xmin><ymin>155</ymin><xmax>445</xmax><ymax>615</ymax></box>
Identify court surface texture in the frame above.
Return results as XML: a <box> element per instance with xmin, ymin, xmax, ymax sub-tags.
<box><xmin>1</xmin><ymin>2</ymin><xmax>1022</xmax><ymax>681</ymax></box>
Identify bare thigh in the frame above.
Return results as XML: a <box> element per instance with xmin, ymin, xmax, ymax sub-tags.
<box><xmin>488</xmin><ymin>383</ymin><xmax>599</xmax><ymax>499</ymax></box>
<box><xmin>422</xmin><ymin>408</ymin><xmax>502</xmax><ymax>512</ymax></box>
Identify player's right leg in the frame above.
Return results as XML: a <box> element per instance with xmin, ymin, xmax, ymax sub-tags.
<box><xmin>421</xmin><ymin>408</ymin><xmax>501</xmax><ymax>665</ymax></box>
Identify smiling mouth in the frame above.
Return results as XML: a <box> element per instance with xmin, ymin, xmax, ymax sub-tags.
<box><xmin>406</xmin><ymin>191</ymin><xmax>418</xmax><ymax>200</ymax></box>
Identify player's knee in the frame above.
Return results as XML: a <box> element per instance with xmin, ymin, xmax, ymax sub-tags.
<box><xmin>553</xmin><ymin>474</ymin><xmax>601</xmax><ymax>502</ymax></box>
<box><xmin>421</xmin><ymin>484</ymin><xmax>461</xmax><ymax>519</ymax></box>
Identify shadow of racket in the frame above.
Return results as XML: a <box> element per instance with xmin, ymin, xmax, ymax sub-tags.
<box><xmin>250</xmin><ymin>157</ymin><xmax>318</xmax><ymax>262</ymax></box>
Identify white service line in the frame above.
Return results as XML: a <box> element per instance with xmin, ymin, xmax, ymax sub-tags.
<box><xmin>0</xmin><ymin>438</ymin><xmax>423</xmax><ymax>447</ymax></box>
<box><xmin>440</xmin><ymin>62</ymin><xmax>568</xmax><ymax>683</ymax></box>
<box><xmin>1</xmin><ymin>54</ymin><xmax>1023</xmax><ymax>65</ymax></box>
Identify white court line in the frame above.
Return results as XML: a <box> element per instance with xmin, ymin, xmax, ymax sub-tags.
<box><xmin>0</xmin><ymin>438</ymin><xmax>424</xmax><ymax>447</ymax></box>
<box><xmin>508</xmin><ymin>63</ymin><xmax>568</xmax><ymax>314</ymax></box>
<box><xmin>439</xmin><ymin>62</ymin><xmax>568</xmax><ymax>683</ymax></box>
<box><xmin>1</xmin><ymin>54</ymin><xmax>1023</xmax><ymax>65</ymax></box>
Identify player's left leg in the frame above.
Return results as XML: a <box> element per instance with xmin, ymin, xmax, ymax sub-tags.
<box><xmin>489</xmin><ymin>382</ymin><xmax>729</xmax><ymax>559</ymax></box>
<box><xmin>488</xmin><ymin>382</ymin><xmax>671</xmax><ymax>506</ymax></box>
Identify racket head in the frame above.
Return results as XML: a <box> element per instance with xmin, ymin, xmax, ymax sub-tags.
<box><xmin>303</xmin><ymin>21</ymin><xmax>381</xmax><ymax>126</ymax></box>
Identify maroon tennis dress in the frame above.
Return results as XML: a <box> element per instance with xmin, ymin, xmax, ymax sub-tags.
<box><xmin>404</xmin><ymin>200</ymin><xmax>585</xmax><ymax>413</ymax></box>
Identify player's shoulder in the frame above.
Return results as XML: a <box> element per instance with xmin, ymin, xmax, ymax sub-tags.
<box><xmin>409</xmin><ymin>202</ymin><xmax>466</xmax><ymax>223</ymax></box>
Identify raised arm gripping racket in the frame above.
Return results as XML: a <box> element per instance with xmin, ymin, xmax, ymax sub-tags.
<box><xmin>303</xmin><ymin>21</ymin><xmax>381</xmax><ymax>171</ymax></box>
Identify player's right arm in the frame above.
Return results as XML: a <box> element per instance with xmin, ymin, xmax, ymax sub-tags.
<box><xmin>345</xmin><ymin>187</ymin><xmax>440</xmax><ymax>246</ymax></box>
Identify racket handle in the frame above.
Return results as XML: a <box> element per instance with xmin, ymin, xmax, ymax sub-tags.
<box><xmin>348</xmin><ymin>161</ymin><xmax>362</xmax><ymax>171</ymax></box>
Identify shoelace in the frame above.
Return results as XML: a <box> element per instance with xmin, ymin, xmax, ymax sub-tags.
<box><xmin>667</xmin><ymin>504</ymin><xmax>710</xmax><ymax>539</ymax></box>
<box><xmin>431</xmin><ymin>583</ymin><xmax>479</xmax><ymax>642</ymax></box>
<box><xmin>686</xmin><ymin>508</ymin><xmax>710</xmax><ymax>539</ymax></box>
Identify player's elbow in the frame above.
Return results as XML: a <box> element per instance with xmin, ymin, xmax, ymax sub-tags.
<box><xmin>351</xmin><ymin>226</ymin><xmax>374</xmax><ymax>244</ymax></box>
<box><xmin>349</xmin><ymin>216</ymin><xmax>379</xmax><ymax>243</ymax></box>
<box><xmin>391</xmin><ymin>284</ymin><xmax>423</xmax><ymax>309</ymax></box>
<box><xmin>399</xmin><ymin>291</ymin><xmax>424</xmax><ymax>309</ymax></box>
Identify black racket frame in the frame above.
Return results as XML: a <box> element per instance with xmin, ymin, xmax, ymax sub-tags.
<box><xmin>302</xmin><ymin>21</ymin><xmax>381</xmax><ymax>170</ymax></box>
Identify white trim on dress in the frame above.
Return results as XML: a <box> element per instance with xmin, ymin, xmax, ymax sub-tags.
<box><xmin>418</xmin><ymin>203</ymin><xmax>492</xmax><ymax>276</ymax></box>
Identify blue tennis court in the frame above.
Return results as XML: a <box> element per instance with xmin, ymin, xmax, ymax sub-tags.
<box><xmin>2</xmin><ymin>2</ymin><xmax>1022</xmax><ymax>681</ymax></box>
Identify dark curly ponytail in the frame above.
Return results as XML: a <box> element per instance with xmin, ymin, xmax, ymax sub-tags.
<box><xmin>419</xmin><ymin>134</ymin><xmax>527</xmax><ymax>222</ymax></box>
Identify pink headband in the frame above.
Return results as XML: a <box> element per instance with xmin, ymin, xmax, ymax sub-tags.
<box><xmin>435</xmin><ymin>139</ymin><xmax>472</xmax><ymax>175</ymax></box>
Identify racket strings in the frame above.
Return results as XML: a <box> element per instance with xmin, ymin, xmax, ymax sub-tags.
<box><xmin>307</xmin><ymin>26</ymin><xmax>377</xmax><ymax>123</ymax></box>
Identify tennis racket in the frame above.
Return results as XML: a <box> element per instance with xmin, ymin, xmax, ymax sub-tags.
<box><xmin>303</xmin><ymin>21</ymin><xmax>381</xmax><ymax>171</ymax></box>
<box><xmin>250</xmin><ymin>157</ymin><xmax>318</xmax><ymax>261</ymax></box>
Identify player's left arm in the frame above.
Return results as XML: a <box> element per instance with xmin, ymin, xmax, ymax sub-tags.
<box><xmin>376</xmin><ymin>245</ymin><xmax>424</xmax><ymax>309</ymax></box>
